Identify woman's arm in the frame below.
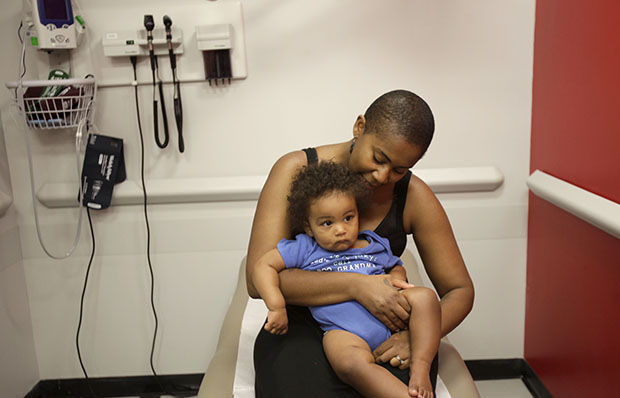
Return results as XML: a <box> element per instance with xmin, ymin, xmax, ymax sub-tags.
<box><xmin>374</xmin><ymin>175</ymin><xmax>474</xmax><ymax>367</ymax></box>
<box><xmin>246</xmin><ymin>151</ymin><xmax>412</xmax><ymax>330</ymax></box>
<box><xmin>404</xmin><ymin>175</ymin><xmax>475</xmax><ymax>337</ymax></box>
<box><xmin>246</xmin><ymin>151</ymin><xmax>305</xmax><ymax>298</ymax></box>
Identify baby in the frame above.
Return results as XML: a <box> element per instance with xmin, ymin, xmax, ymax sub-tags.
<box><xmin>253</xmin><ymin>161</ymin><xmax>441</xmax><ymax>398</ymax></box>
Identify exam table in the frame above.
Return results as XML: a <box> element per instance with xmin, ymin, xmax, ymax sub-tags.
<box><xmin>198</xmin><ymin>249</ymin><xmax>480</xmax><ymax>397</ymax></box>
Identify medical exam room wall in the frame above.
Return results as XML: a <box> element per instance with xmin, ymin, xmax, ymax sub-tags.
<box><xmin>526</xmin><ymin>1</ymin><xmax>620</xmax><ymax>396</ymax></box>
<box><xmin>0</xmin><ymin>0</ymin><xmax>535</xmax><ymax>384</ymax></box>
<box><xmin>0</xmin><ymin>0</ymin><xmax>40</xmax><ymax>395</ymax></box>
<box><xmin>0</xmin><ymin>118</ymin><xmax>39</xmax><ymax>396</ymax></box>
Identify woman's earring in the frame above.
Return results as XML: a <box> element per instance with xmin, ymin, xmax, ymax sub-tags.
<box><xmin>349</xmin><ymin>138</ymin><xmax>357</xmax><ymax>154</ymax></box>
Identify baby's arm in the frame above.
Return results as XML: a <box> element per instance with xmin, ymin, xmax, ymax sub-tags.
<box><xmin>252</xmin><ymin>248</ymin><xmax>289</xmax><ymax>335</ymax></box>
<box><xmin>388</xmin><ymin>265</ymin><xmax>409</xmax><ymax>284</ymax></box>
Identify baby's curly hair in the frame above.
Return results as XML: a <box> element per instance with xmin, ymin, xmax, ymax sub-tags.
<box><xmin>287</xmin><ymin>161</ymin><xmax>371</xmax><ymax>236</ymax></box>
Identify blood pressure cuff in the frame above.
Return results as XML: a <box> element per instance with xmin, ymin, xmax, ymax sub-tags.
<box><xmin>80</xmin><ymin>133</ymin><xmax>126</xmax><ymax>209</ymax></box>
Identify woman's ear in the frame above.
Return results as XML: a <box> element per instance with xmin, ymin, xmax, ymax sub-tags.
<box><xmin>353</xmin><ymin>115</ymin><xmax>366</xmax><ymax>139</ymax></box>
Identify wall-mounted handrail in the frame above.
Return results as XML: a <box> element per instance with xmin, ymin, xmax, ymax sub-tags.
<box><xmin>36</xmin><ymin>166</ymin><xmax>504</xmax><ymax>209</ymax></box>
<box><xmin>416</xmin><ymin>166</ymin><xmax>504</xmax><ymax>193</ymax></box>
<box><xmin>527</xmin><ymin>170</ymin><xmax>620</xmax><ymax>240</ymax></box>
<box><xmin>0</xmin><ymin>190</ymin><xmax>12</xmax><ymax>217</ymax></box>
<box><xmin>37</xmin><ymin>176</ymin><xmax>268</xmax><ymax>208</ymax></box>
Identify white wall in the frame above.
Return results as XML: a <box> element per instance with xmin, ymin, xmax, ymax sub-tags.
<box><xmin>0</xmin><ymin>122</ymin><xmax>39</xmax><ymax>397</ymax></box>
<box><xmin>0</xmin><ymin>1</ymin><xmax>40</xmax><ymax>395</ymax></box>
<box><xmin>1</xmin><ymin>0</ymin><xmax>535</xmax><ymax>380</ymax></box>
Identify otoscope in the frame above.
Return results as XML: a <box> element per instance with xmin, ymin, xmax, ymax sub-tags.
<box><xmin>144</xmin><ymin>15</ymin><xmax>169</xmax><ymax>149</ymax></box>
<box><xmin>163</xmin><ymin>15</ymin><xmax>184</xmax><ymax>153</ymax></box>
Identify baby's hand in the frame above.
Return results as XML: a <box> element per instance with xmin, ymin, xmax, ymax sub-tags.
<box><xmin>264</xmin><ymin>308</ymin><xmax>288</xmax><ymax>335</ymax></box>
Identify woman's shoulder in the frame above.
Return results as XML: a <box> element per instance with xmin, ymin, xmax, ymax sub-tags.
<box><xmin>402</xmin><ymin>172</ymin><xmax>446</xmax><ymax>233</ymax></box>
<box><xmin>269</xmin><ymin>142</ymin><xmax>349</xmax><ymax>177</ymax></box>
<box><xmin>263</xmin><ymin>150</ymin><xmax>308</xmax><ymax>188</ymax></box>
<box><xmin>272</xmin><ymin>150</ymin><xmax>308</xmax><ymax>171</ymax></box>
<box><xmin>405</xmin><ymin>173</ymin><xmax>436</xmax><ymax>203</ymax></box>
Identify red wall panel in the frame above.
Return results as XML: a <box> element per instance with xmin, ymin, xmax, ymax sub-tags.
<box><xmin>527</xmin><ymin>0</ymin><xmax>620</xmax><ymax>396</ymax></box>
<box><xmin>530</xmin><ymin>0</ymin><xmax>620</xmax><ymax>202</ymax></box>
<box><xmin>526</xmin><ymin>196</ymin><xmax>620</xmax><ymax>396</ymax></box>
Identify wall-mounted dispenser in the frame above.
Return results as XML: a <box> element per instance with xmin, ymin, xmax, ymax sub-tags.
<box><xmin>196</xmin><ymin>24</ymin><xmax>233</xmax><ymax>85</ymax></box>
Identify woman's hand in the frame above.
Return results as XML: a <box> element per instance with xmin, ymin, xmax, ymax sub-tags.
<box><xmin>354</xmin><ymin>275</ymin><xmax>414</xmax><ymax>331</ymax></box>
<box><xmin>373</xmin><ymin>330</ymin><xmax>411</xmax><ymax>369</ymax></box>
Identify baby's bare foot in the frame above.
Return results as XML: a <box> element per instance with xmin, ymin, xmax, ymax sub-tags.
<box><xmin>409</xmin><ymin>360</ymin><xmax>433</xmax><ymax>398</ymax></box>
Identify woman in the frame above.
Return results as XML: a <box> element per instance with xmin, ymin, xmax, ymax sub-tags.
<box><xmin>247</xmin><ymin>90</ymin><xmax>474</xmax><ymax>397</ymax></box>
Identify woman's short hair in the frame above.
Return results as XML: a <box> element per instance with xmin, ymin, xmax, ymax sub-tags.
<box><xmin>364</xmin><ymin>89</ymin><xmax>435</xmax><ymax>155</ymax></box>
<box><xmin>287</xmin><ymin>162</ymin><xmax>370</xmax><ymax>236</ymax></box>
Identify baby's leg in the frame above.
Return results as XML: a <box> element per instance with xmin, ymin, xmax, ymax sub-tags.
<box><xmin>400</xmin><ymin>287</ymin><xmax>441</xmax><ymax>398</ymax></box>
<box><xmin>323</xmin><ymin>330</ymin><xmax>409</xmax><ymax>398</ymax></box>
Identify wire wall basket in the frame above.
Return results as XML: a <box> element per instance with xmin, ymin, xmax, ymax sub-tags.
<box><xmin>5</xmin><ymin>77</ymin><xmax>96</xmax><ymax>130</ymax></box>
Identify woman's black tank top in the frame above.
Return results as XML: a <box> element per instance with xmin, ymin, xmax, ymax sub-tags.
<box><xmin>302</xmin><ymin>147</ymin><xmax>410</xmax><ymax>256</ymax></box>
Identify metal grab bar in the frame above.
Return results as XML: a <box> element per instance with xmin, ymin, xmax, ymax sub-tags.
<box><xmin>527</xmin><ymin>170</ymin><xmax>620</xmax><ymax>239</ymax></box>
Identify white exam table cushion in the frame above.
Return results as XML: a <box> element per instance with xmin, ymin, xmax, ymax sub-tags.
<box><xmin>232</xmin><ymin>298</ymin><xmax>452</xmax><ymax>398</ymax></box>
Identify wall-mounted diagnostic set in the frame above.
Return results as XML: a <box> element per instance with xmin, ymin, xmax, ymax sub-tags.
<box><xmin>100</xmin><ymin>1</ymin><xmax>247</xmax><ymax>85</ymax></box>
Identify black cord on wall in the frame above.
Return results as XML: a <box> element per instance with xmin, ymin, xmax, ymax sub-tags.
<box><xmin>75</xmin><ymin>207</ymin><xmax>97</xmax><ymax>397</ymax></box>
<box><xmin>131</xmin><ymin>56</ymin><xmax>167</xmax><ymax>393</ymax></box>
<box><xmin>75</xmin><ymin>57</ymin><xmax>164</xmax><ymax>396</ymax></box>
<box><xmin>73</xmin><ymin>57</ymin><xmax>194</xmax><ymax>398</ymax></box>
<box><xmin>131</xmin><ymin>57</ymin><xmax>197</xmax><ymax>398</ymax></box>
<box><xmin>17</xmin><ymin>21</ymin><xmax>27</xmax><ymax>78</ymax></box>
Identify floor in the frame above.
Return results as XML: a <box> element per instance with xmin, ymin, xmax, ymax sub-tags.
<box><xmin>475</xmin><ymin>379</ymin><xmax>534</xmax><ymax>397</ymax></box>
<box><xmin>32</xmin><ymin>377</ymin><xmax>538</xmax><ymax>398</ymax></box>
<box><xmin>109</xmin><ymin>380</ymin><xmax>535</xmax><ymax>398</ymax></box>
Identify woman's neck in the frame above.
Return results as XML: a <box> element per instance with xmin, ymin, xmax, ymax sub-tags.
<box><xmin>315</xmin><ymin>141</ymin><xmax>352</xmax><ymax>165</ymax></box>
